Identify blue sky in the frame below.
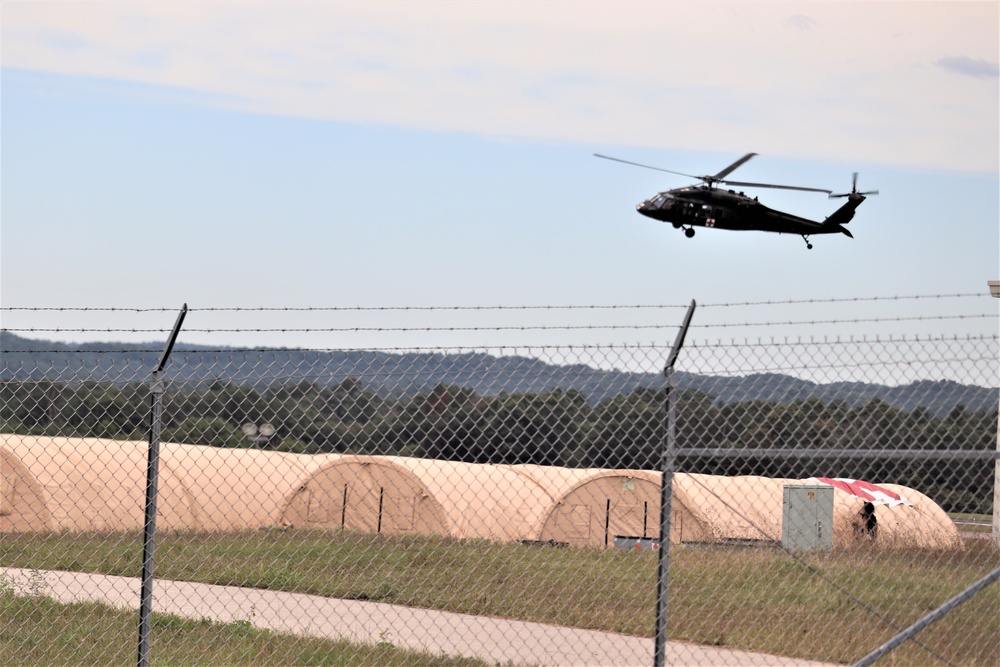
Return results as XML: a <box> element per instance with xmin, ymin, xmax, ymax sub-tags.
<box><xmin>1</xmin><ymin>2</ymin><xmax>997</xmax><ymax>355</ymax></box>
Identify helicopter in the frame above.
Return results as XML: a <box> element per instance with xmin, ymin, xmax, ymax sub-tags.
<box><xmin>595</xmin><ymin>152</ymin><xmax>877</xmax><ymax>249</ymax></box>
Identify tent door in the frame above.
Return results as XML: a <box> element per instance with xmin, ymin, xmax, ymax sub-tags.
<box><xmin>609</xmin><ymin>498</ymin><xmax>645</xmax><ymax>544</ymax></box>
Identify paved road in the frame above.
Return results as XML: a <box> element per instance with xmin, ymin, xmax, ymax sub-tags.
<box><xmin>1</xmin><ymin>567</ymin><xmax>841</xmax><ymax>667</ymax></box>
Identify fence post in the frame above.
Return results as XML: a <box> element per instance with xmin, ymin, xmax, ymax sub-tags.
<box><xmin>993</xmin><ymin>379</ymin><xmax>999</xmax><ymax>550</ymax></box>
<box><xmin>137</xmin><ymin>304</ymin><xmax>187</xmax><ymax>667</ymax></box>
<box><xmin>990</xmin><ymin>280</ymin><xmax>999</xmax><ymax>548</ymax></box>
<box><xmin>654</xmin><ymin>300</ymin><xmax>696</xmax><ymax>667</ymax></box>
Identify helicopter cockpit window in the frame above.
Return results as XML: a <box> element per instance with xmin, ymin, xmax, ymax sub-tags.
<box><xmin>649</xmin><ymin>193</ymin><xmax>674</xmax><ymax>210</ymax></box>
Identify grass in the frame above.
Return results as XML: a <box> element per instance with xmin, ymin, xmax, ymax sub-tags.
<box><xmin>0</xmin><ymin>593</ymin><xmax>484</xmax><ymax>666</ymax></box>
<box><xmin>949</xmin><ymin>513</ymin><xmax>992</xmax><ymax>521</ymax></box>
<box><xmin>959</xmin><ymin>524</ymin><xmax>993</xmax><ymax>534</ymax></box>
<box><xmin>667</xmin><ymin>543</ymin><xmax>999</xmax><ymax>665</ymax></box>
<box><xmin>950</xmin><ymin>513</ymin><xmax>994</xmax><ymax>534</ymax></box>
<box><xmin>2</xmin><ymin>529</ymin><xmax>998</xmax><ymax>665</ymax></box>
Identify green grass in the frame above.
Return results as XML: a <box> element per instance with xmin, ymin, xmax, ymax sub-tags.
<box><xmin>958</xmin><ymin>524</ymin><xmax>993</xmax><ymax>534</ymax></box>
<box><xmin>950</xmin><ymin>513</ymin><xmax>994</xmax><ymax>534</ymax></box>
<box><xmin>0</xmin><ymin>594</ymin><xmax>484</xmax><ymax>666</ymax></box>
<box><xmin>949</xmin><ymin>513</ymin><xmax>992</xmax><ymax>521</ymax></box>
<box><xmin>2</xmin><ymin>529</ymin><xmax>998</xmax><ymax>665</ymax></box>
<box><xmin>667</xmin><ymin>543</ymin><xmax>999</xmax><ymax>665</ymax></box>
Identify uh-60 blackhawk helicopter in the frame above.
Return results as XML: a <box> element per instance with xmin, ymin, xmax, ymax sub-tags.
<box><xmin>595</xmin><ymin>152</ymin><xmax>877</xmax><ymax>249</ymax></box>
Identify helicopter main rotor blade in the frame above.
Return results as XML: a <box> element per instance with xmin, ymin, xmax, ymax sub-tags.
<box><xmin>596</xmin><ymin>152</ymin><xmax>832</xmax><ymax>193</ymax></box>
<box><xmin>720</xmin><ymin>179</ymin><xmax>833</xmax><ymax>194</ymax></box>
<box><xmin>593</xmin><ymin>154</ymin><xmax>701</xmax><ymax>180</ymax></box>
<box><xmin>711</xmin><ymin>153</ymin><xmax>758</xmax><ymax>181</ymax></box>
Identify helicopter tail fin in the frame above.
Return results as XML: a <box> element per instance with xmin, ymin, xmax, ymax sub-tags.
<box><xmin>824</xmin><ymin>194</ymin><xmax>865</xmax><ymax>228</ymax></box>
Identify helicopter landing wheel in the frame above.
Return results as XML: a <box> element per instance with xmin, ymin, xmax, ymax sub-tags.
<box><xmin>801</xmin><ymin>235</ymin><xmax>813</xmax><ymax>250</ymax></box>
<box><xmin>672</xmin><ymin>222</ymin><xmax>683</xmax><ymax>229</ymax></box>
<box><xmin>684</xmin><ymin>227</ymin><xmax>695</xmax><ymax>238</ymax></box>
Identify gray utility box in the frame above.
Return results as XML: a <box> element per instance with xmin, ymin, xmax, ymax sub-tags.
<box><xmin>782</xmin><ymin>484</ymin><xmax>834</xmax><ymax>551</ymax></box>
<box><xmin>613</xmin><ymin>536</ymin><xmax>661</xmax><ymax>552</ymax></box>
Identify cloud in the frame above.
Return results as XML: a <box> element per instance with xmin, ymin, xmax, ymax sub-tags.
<box><xmin>787</xmin><ymin>15</ymin><xmax>816</xmax><ymax>31</ymax></box>
<box><xmin>935</xmin><ymin>56</ymin><xmax>1000</xmax><ymax>80</ymax></box>
<box><xmin>2</xmin><ymin>2</ymin><xmax>997</xmax><ymax>171</ymax></box>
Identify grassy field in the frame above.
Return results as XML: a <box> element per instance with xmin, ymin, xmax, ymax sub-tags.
<box><xmin>0</xmin><ymin>593</ymin><xmax>484</xmax><ymax>666</ymax></box>
<box><xmin>2</xmin><ymin>529</ymin><xmax>997</xmax><ymax>665</ymax></box>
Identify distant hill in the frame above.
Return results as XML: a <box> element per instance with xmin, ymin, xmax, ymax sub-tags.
<box><xmin>2</xmin><ymin>331</ymin><xmax>996</xmax><ymax>415</ymax></box>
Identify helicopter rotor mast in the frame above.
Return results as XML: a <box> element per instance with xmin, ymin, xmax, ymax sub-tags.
<box><xmin>830</xmin><ymin>172</ymin><xmax>879</xmax><ymax>199</ymax></box>
<box><xmin>593</xmin><ymin>152</ymin><xmax>833</xmax><ymax>194</ymax></box>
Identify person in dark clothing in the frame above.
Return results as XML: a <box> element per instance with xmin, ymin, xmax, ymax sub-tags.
<box><xmin>853</xmin><ymin>501</ymin><xmax>878</xmax><ymax>540</ymax></box>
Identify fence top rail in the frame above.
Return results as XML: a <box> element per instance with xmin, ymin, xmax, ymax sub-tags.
<box><xmin>675</xmin><ymin>449</ymin><xmax>1000</xmax><ymax>460</ymax></box>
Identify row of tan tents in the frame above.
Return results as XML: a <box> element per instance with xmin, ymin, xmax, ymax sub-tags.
<box><xmin>1</xmin><ymin>435</ymin><xmax>961</xmax><ymax>549</ymax></box>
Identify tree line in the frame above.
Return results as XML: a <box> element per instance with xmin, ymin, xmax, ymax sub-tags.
<box><xmin>1</xmin><ymin>378</ymin><xmax>994</xmax><ymax>513</ymax></box>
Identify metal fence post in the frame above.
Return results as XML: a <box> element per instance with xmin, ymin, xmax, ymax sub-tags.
<box><xmin>654</xmin><ymin>300</ymin><xmax>696</xmax><ymax>667</ymax></box>
<box><xmin>137</xmin><ymin>304</ymin><xmax>187</xmax><ymax>667</ymax></box>
<box><xmin>990</xmin><ymin>281</ymin><xmax>1000</xmax><ymax>549</ymax></box>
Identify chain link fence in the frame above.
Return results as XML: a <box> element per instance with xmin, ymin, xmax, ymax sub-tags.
<box><xmin>1</xmin><ymin>298</ymin><xmax>998</xmax><ymax>666</ymax></box>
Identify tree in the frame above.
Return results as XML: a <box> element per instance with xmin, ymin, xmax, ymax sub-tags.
<box><xmin>162</xmin><ymin>417</ymin><xmax>246</xmax><ymax>449</ymax></box>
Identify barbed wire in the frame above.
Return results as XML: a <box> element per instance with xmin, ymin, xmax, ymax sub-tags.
<box><xmin>0</xmin><ymin>307</ymin><xmax>177</xmax><ymax>313</ymax></box>
<box><xmin>3</xmin><ymin>312</ymin><xmax>995</xmax><ymax>336</ymax></box>
<box><xmin>0</xmin><ymin>293</ymin><xmax>993</xmax><ymax>313</ymax></box>
<box><xmin>687</xmin><ymin>332</ymin><xmax>1000</xmax><ymax>347</ymax></box>
<box><xmin>691</xmin><ymin>314</ymin><xmax>995</xmax><ymax>328</ymax></box>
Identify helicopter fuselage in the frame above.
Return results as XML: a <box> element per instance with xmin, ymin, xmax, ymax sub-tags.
<box><xmin>637</xmin><ymin>185</ymin><xmax>861</xmax><ymax>237</ymax></box>
<box><xmin>596</xmin><ymin>151</ymin><xmax>874</xmax><ymax>248</ymax></box>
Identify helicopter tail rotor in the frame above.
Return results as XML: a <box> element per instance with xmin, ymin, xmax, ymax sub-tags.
<box><xmin>830</xmin><ymin>172</ymin><xmax>879</xmax><ymax>199</ymax></box>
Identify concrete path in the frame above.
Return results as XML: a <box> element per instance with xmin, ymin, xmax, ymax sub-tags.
<box><xmin>1</xmin><ymin>567</ymin><xmax>841</xmax><ymax>666</ymax></box>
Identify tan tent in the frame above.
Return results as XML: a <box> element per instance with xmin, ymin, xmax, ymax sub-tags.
<box><xmin>669</xmin><ymin>473</ymin><xmax>961</xmax><ymax>550</ymax></box>
<box><xmin>159</xmin><ymin>442</ymin><xmax>321</xmax><ymax>531</ymax></box>
<box><xmin>0</xmin><ymin>435</ymin><xmax>962</xmax><ymax>550</ymax></box>
<box><xmin>827</xmin><ymin>481</ymin><xmax>961</xmax><ymax>550</ymax></box>
<box><xmin>0</xmin><ymin>436</ymin><xmax>341</xmax><ymax>534</ymax></box>
<box><xmin>386</xmin><ymin>457</ymin><xmax>552</xmax><ymax>541</ymax></box>
<box><xmin>671</xmin><ymin>473</ymin><xmax>791</xmax><ymax>544</ymax></box>
<box><xmin>1</xmin><ymin>441</ymin><xmax>50</xmax><ymax>532</ymax></box>
<box><xmin>282</xmin><ymin>455</ymin><xmax>553</xmax><ymax>542</ymax></box>
<box><xmin>518</xmin><ymin>470</ymin><xmax>960</xmax><ymax>550</ymax></box>
<box><xmin>509</xmin><ymin>465</ymin><xmax>662</xmax><ymax>548</ymax></box>
<box><xmin>0</xmin><ymin>435</ymin><xmax>197</xmax><ymax>532</ymax></box>
<box><xmin>280</xmin><ymin>454</ymin><xmax>446</xmax><ymax>535</ymax></box>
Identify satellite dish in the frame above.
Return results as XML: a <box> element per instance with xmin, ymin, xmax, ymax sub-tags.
<box><xmin>241</xmin><ymin>423</ymin><xmax>258</xmax><ymax>437</ymax></box>
<box><xmin>258</xmin><ymin>423</ymin><xmax>276</xmax><ymax>438</ymax></box>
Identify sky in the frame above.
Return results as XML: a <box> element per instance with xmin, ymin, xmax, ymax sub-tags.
<box><xmin>1</xmin><ymin>1</ymin><xmax>998</xmax><ymax>363</ymax></box>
